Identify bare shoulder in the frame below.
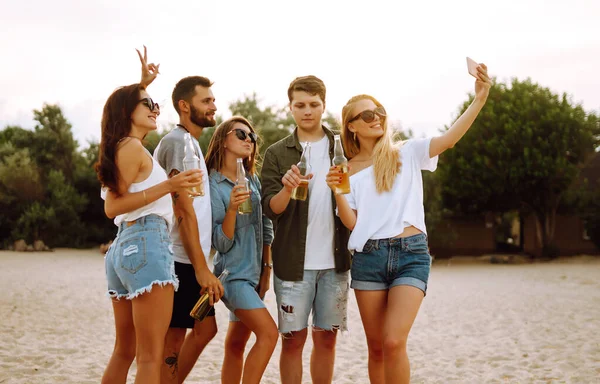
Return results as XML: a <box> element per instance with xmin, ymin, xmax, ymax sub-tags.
<box><xmin>116</xmin><ymin>137</ymin><xmax>145</xmax><ymax>161</ymax></box>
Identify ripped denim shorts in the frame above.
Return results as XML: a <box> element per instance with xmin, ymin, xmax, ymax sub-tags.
<box><xmin>105</xmin><ymin>214</ymin><xmax>178</xmax><ymax>300</ymax></box>
<box><xmin>273</xmin><ymin>269</ymin><xmax>349</xmax><ymax>334</ymax></box>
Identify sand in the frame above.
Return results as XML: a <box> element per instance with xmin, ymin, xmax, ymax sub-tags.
<box><xmin>1</xmin><ymin>249</ymin><xmax>599</xmax><ymax>383</ymax></box>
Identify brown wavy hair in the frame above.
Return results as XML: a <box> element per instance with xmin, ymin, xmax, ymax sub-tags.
<box><xmin>341</xmin><ymin>94</ymin><xmax>401</xmax><ymax>193</ymax></box>
<box><xmin>95</xmin><ymin>83</ymin><xmax>142</xmax><ymax>193</ymax></box>
<box><xmin>205</xmin><ymin>116</ymin><xmax>259</xmax><ymax>176</ymax></box>
<box><xmin>287</xmin><ymin>75</ymin><xmax>326</xmax><ymax>104</ymax></box>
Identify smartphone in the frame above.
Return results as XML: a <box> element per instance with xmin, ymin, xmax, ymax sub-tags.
<box><xmin>466</xmin><ymin>57</ymin><xmax>479</xmax><ymax>78</ymax></box>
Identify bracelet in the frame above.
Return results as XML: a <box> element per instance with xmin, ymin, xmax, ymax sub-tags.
<box><xmin>143</xmin><ymin>190</ymin><xmax>148</xmax><ymax>205</ymax></box>
<box><xmin>262</xmin><ymin>262</ymin><xmax>273</xmax><ymax>269</ymax></box>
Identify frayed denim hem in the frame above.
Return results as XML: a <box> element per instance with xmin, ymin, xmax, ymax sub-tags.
<box><xmin>106</xmin><ymin>278</ymin><xmax>179</xmax><ymax>301</ymax></box>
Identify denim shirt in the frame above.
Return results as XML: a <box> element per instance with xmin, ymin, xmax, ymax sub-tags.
<box><xmin>210</xmin><ymin>169</ymin><xmax>274</xmax><ymax>285</ymax></box>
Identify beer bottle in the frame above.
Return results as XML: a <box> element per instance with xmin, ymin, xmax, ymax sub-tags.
<box><xmin>189</xmin><ymin>269</ymin><xmax>229</xmax><ymax>322</ymax></box>
<box><xmin>236</xmin><ymin>158</ymin><xmax>252</xmax><ymax>215</ymax></box>
<box><xmin>291</xmin><ymin>142</ymin><xmax>311</xmax><ymax>201</ymax></box>
<box><xmin>332</xmin><ymin>134</ymin><xmax>350</xmax><ymax>194</ymax></box>
<box><xmin>182</xmin><ymin>132</ymin><xmax>204</xmax><ymax>197</ymax></box>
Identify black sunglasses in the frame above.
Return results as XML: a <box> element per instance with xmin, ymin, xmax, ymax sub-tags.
<box><xmin>228</xmin><ymin>128</ymin><xmax>258</xmax><ymax>144</ymax></box>
<box><xmin>138</xmin><ymin>97</ymin><xmax>160</xmax><ymax>111</ymax></box>
<box><xmin>349</xmin><ymin>106</ymin><xmax>386</xmax><ymax>123</ymax></box>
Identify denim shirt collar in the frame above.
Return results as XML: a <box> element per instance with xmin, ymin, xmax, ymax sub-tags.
<box><xmin>209</xmin><ymin>169</ymin><xmax>234</xmax><ymax>184</ymax></box>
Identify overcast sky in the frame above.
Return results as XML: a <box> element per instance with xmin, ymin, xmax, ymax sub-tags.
<box><xmin>1</xmin><ymin>0</ymin><xmax>599</xmax><ymax>147</ymax></box>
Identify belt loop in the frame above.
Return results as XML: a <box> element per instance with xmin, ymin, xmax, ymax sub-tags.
<box><xmin>374</xmin><ymin>239</ymin><xmax>380</xmax><ymax>250</ymax></box>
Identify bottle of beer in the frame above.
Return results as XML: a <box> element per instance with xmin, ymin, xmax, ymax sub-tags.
<box><xmin>182</xmin><ymin>132</ymin><xmax>204</xmax><ymax>197</ymax></box>
<box><xmin>291</xmin><ymin>142</ymin><xmax>312</xmax><ymax>201</ymax></box>
<box><xmin>189</xmin><ymin>269</ymin><xmax>229</xmax><ymax>322</ymax></box>
<box><xmin>236</xmin><ymin>158</ymin><xmax>252</xmax><ymax>215</ymax></box>
<box><xmin>332</xmin><ymin>134</ymin><xmax>350</xmax><ymax>194</ymax></box>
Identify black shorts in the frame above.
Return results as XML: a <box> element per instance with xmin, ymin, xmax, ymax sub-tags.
<box><xmin>170</xmin><ymin>261</ymin><xmax>216</xmax><ymax>329</ymax></box>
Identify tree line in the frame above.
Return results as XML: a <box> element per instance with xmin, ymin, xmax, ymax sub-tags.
<box><xmin>1</xmin><ymin>79</ymin><xmax>598</xmax><ymax>256</ymax></box>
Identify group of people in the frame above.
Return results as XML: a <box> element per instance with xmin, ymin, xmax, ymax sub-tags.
<box><xmin>95</xmin><ymin>47</ymin><xmax>492</xmax><ymax>384</ymax></box>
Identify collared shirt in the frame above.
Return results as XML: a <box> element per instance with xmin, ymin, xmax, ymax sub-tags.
<box><xmin>260</xmin><ymin>126</ymin><xmax>351</xmax><ymax>282</ymax></box>
<box><xmin>210</xmin><ymin>169</ymin><xmax>274</xmax><ymax>283</ymax></box>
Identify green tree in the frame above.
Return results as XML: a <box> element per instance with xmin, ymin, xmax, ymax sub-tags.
<box><xmin>31</xmin><ymin>104</ymin><xmax>79</xmax><ymax>183</ymax></box>
<box><xmin>438</xmin><ymin>78</ymin><xmax>599</xmax><ymax>257</ymax></box>
<box><xmin>0</xmin><ymin>149</ymin><xmax>45</xmax><ymax>245</ymax></box>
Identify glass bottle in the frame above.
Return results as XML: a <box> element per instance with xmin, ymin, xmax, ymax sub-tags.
<box><xmin>189</xmin><ymin>269</ymin><xmax>229</xmax><ymax>322</ymax></box>
<box><xmin>332</xmin><ymin>134</ymin><xmax>350</xmax><ymax>194</ymax></box>
<box><xmin>236</xmin><ymin>158</ymin><xmax>252</xmax><ymax>215</ymax></box>
<box><xmin>182</xmin><ymin>132</ymin><xmax>204</xmax><ymax>197</ymax></box>
<box><xmin>291</xmin><ymin>142</ymin><xmax>312</xmax><ymax>201</ymax></box>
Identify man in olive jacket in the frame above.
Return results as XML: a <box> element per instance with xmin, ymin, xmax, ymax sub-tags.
<box><xmin>261</xmin><ymin>75</ymin><xmax>351</xmax><ymax>384</ymax></box>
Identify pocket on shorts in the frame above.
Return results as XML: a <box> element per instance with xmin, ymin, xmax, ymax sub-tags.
<box><xmin>119</xmin><ymin>236</ymin><xmax>147</xmax><ymax>274</ymax></box>
<box><xmin>361</xmin><ymin>240</ymin><xmax>375</xmax><ymax>253</ymax></box>
<box><xmin>406</xmin><ymin>238</ymin><xmax>429</xmax><ymax>255</ymax></box>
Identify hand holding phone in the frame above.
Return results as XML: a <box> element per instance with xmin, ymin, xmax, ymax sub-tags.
<box><xmin>466</xmin><ymin>57</ymin><xmax>479</xmax><ymax>78</ymax></box>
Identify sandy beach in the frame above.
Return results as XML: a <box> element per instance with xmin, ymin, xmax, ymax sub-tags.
<box><xmin>1</xmin><ymin>249</ymin><xmax>599</xmax><ymax>384</ymax></box>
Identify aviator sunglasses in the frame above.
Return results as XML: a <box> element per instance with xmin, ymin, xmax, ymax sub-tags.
<box><xmin>349</xmin><ymin>106</ymin><xmax>386</xmax><ymax>123</ymax></box>
<box><xmin>228</xmin><ymin>128</ymin><xmax>258</xmax><ymax>144</ymax></box>
<box><xmin>138</xmin><ymin>97</ymin><xmax>160</xmax><ymax>111</ymax></box>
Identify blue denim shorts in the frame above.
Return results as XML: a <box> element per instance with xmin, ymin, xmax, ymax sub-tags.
<box><xmin>105</xmin><ymin>214</ymin><xmax>178</xmax><ymax>300</ymax></box>
<box><xmin>351</xmin><ymin>233</ymin><xmax>432</xmax><ymax>294</ymax></box>
<box><xmin>274</xmin><ymin>269</ymin><xmax>349</xmax><ymax>334</ymax></box>
<box><xmin>221</xmin><ymin>279</ymin><xmax>266</xmax><ymax>322</ymax></box>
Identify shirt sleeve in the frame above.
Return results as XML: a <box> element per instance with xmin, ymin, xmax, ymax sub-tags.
<box><xmin>406</xmin><ymin>138</ymin><xmax>438</xmax><ymax>172</ymax></box>
<box><xmin>253</xmin><ymin>175</ymin><xmax>274</xmax><ymax>245</ymax></box>
<box><xmin>155</xmin><ymin>136</ymin><xmax>185</xmax><ymax>175</ymax></box>
<box><xmin>209</xmin><ymin>178</ymin><xmax>234</xmax><ymax>254</ymax></box>
<box><xmin>260</xmin><ymin>146</ymin><xmax>284</xmax><ymax>221</ymax></box>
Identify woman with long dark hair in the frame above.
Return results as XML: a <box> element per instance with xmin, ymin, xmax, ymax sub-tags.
<box><xmin>96</xmin><ymin>47</ymin><xmax>201</xmax><ymax>384</ymax></box>
<box><xmin>205</xmin><ymin>116</ymin><xmax>278</xmax><ymax>384</ymax></box>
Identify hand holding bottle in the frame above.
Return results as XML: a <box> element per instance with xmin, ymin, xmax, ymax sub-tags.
<box><xmin>282</xmin><ymin>164</ymin><xmax>312</xmax><ymax>192</ymax></box>
<box><xmin>290</xmin><ymin>142</ymin><xmax>313</xmax><ymax>201</ymax></box>
<box><xmin>326</xmin><ymin>165</ymin><xmax>345</xmax><ymax>192</ymax></box>
<box><xmin>228</xmin><ymin>185</ymin><xmax>251</xmax><ymax>212</ymax></box>
<box><xmin>168</xmin><ymin>169</ymin><xmax>204</xmax><ymax>193</ymax></box>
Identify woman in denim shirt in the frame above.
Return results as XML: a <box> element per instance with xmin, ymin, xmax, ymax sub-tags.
<box><xmin>205</xmin><ymin>116</ymin><xmax>278</xmax><ymax>384</ymax></box>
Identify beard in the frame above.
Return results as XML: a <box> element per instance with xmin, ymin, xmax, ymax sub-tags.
<box><xmin>190</xmin><ymin>104</ymin><xmax>216</xmax><ymax>128</ymax></box>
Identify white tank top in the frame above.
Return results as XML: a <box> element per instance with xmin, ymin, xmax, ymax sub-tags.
<box><xmin>102</xmin><ymin>150</ymin><xmax>173</xmax><ymax>229</ymax></box>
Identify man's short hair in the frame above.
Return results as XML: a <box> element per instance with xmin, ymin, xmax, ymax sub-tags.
<box><xmin>172</xmin><ymin>76</ymin><xmax>214</xmax><ymax>114</ymax></box>
<box><xmin>287</xmin><ymin>75</ymin><xmax>326</xmax><ymax>104</ymax></box>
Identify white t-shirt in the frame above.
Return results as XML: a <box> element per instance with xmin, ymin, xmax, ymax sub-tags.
<box><xmin>304</xmin><ymin>136</ymin><xmax>335</xmax><ymax>269</ymax></box>
<box><xmin>344</xmin><ymin>138</ymin><xmax>438</xmax><ymax>253</ymax></box>
<box><xmin>154</xmin><ymin>127</ymin><xmax>212</xmax><ymax>265</ymax></box>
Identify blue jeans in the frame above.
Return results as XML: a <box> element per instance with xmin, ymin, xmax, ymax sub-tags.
<box><xmin>351</xmin><ymin>233</ymin><xmax>431</xmax><ymax>294</ymax></box>
<box><xmin>274</xmin><ymin>269</ymin><xmax>349</xmax><ymax>333</ymax></box>
<box><xmin>105</xmin><ymin>214</ymin><xmax>178</xmax><ymax>300</ymax></box>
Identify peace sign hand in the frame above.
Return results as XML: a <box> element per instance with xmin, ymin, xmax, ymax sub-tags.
<box><xmin>136</xmin><ymin>45</ymin><xmax>160</xmax><ymax>89</ymax></box>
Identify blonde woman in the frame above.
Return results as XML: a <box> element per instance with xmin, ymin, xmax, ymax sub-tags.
<box><xmin>327</xmin><ymin>63</ymin><xmax>492</xmax><ymax>383</ymax></box>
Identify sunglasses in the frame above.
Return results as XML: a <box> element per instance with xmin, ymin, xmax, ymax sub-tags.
<box><xmin>349</xmin><ymin>106</ymin><xmax>386</xmax><ymax>123</ymax></box>
<box><xmin>228</xmin><ymin>128</ymin><xmax>258</xmax><ymax>144</ymax></box>
<box><xmin>138</xmin><ymin>97</ymin><xmax>160</xmax><ymax>111</ymax></box>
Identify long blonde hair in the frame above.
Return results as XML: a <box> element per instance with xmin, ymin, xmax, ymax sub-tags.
<box><xmin>341</xmin><ymin>94</ymin><xmax>401</xmax><ymax>193</ymax></box>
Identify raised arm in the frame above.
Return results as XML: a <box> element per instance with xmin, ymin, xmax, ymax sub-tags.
<box><xmin>136</xmin><ymin>45</ymin><xmax>160</xmax><ymax>90</ymax></box>
<box><xmin>429</xmin><ymin>63</ymin><xmax>492</xmax><ymax>158</ymax></box>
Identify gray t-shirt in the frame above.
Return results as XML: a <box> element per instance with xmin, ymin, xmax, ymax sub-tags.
<box><xmin>154</xmin><ymin>126</ymin><xmax>212</xmax><ymax>264</ymax></box>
